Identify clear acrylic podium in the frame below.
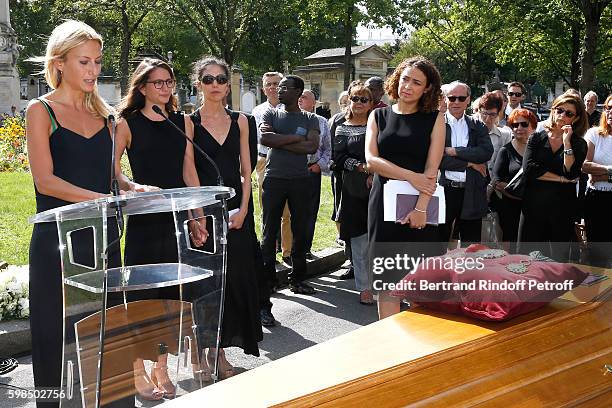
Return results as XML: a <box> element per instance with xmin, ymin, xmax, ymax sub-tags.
<box><xmin>29</xmin><ymin>186</ymin><xmax>234</xmax><ymax>407</ymax></box>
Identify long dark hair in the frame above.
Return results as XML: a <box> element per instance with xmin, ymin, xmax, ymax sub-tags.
<box><xmin>117</xmin><ymin>58</ymin><xmax>177</xmax><ymax>118</ymax></box>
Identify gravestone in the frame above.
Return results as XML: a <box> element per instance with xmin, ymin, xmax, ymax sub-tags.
<box><xmin>0</xmin><ymin>0</ymin><xmax>20</xmax><ymax>116</ymax></box>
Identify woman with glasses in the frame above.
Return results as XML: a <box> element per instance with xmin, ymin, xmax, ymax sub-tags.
<box><xmin>582</xmin><ymin>94</ymin><xmax>612</xmax><ymax>265</ymax></box>
<box><xmin>333</xmin><ymin>82</ymin><xmax>375</xmax><ymax>304</ymax></box>
<box><xmin>365</xmin><ymin>56</ymin><xmax>445</xmax><ymax>319</ymax></box>
<box><xmin>190</xmin><ymin>56</ymin><xmax>262</xmax><ymax>379</ymax></box>
<box><xmin>493</xmin><ymin>109</ymin><xmax>537</xmax><ymax>252</ymax></box>
<box><xmin>520</xmin><ymin>93</ymin><xmax>588</xmax><ymax>260</ymax></box>
<box><xmin>477</xmin><ymin>92</ymin><xmax>512</xmax><ymax>188</ymax></box>
<box><xmin>114</xmin><ymin>58</ymin><xmax>204</xmax><ymax>400</ymax></box>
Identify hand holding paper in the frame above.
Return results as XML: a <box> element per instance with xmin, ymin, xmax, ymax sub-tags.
<box><xmin>383</xmin><ymin>180</ymin><xmax>446</xmax><ymax>225</ymax></box>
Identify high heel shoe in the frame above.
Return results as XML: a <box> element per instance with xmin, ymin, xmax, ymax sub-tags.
<box><xmin>133</xmin><ymin>364</ymin><xmax>164</xmax><ymax>401</ymax></box>
<box><xmin>150</xmin><ymin>363</ymin><xmax>176</xmax><ymax>399</ymax></box>
<box><xmin>207</xmin><ymin>348</ymin><xmax>234</xmax><ymax>380</ymax></box>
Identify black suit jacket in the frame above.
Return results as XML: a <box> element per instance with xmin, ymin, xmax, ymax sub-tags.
<box><xmin>439</xmin><ymin>114</ymin><xmax>493</xmax><ymax>220</ymax></box>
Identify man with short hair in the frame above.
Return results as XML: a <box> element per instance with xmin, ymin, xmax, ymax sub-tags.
<box><xmin>584</xmin><ymin>91</ymin><xmax>601</xmax><ymax>127</ymax></box>
<box><xmin>439</xmin><ymin>81</ymin><xmax>493</xmax><ymax>245</ymax></box>
<box><xmin>260</xmin><ymin>75</ymin><xmax>320</xmax><ymax>322</ymax></box>
<box><xmin>298</xmin><ymin>89</ymin><xmax>331</xmax><ymax>258</ymax></box>
<box><xmin>365</xmin><ymin>76</ymin><xmax>387</xmax><ymax>109</ymax></box>
<box><xmin>505</xmin><ymin>81</ymin><xmax>526</xmax><ymax>116</ymax></box>
<box><xmin>252</xmin><ymin>72</ymin><xmax>293</xmax><ymax>264</ymax></box>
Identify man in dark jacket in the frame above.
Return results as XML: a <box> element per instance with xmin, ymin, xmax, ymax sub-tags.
<box><xmin>438</xmin><ymin>81</ymin><xmax>493</xmax><ymax>246</ymax></box>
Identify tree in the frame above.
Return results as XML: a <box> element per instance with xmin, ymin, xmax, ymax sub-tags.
<box><xmin>53</xmin><ymin>0</ymin><xmax>158</xmax><ymax>94</ymax></box>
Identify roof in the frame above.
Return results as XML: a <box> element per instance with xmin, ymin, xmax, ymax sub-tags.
<box><xmin>305</xmin><ymin>45</ymin><xmax>392</xmax><ymax>60</ymax></box>
<box><xmin>294</xmin><ymin>63</ymin><xmax>344</xmax><ymax>72</ymax></box>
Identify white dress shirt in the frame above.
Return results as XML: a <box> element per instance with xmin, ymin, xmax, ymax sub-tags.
<box><xmin>445</xmin><ymin>112</ymin><xmax>469</xmax><ymax>182</ymax></box>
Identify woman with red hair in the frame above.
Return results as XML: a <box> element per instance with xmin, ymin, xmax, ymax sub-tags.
<box><xmin>492</xmin><ymin>109</ymin><xmax>537</xmax><ymax>252</ymax></box>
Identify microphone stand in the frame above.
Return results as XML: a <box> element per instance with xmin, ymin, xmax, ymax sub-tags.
<box><xmin>152</xmin><ymin>105</ymin><xmax>230</xmax><ymax>382</ymax></box>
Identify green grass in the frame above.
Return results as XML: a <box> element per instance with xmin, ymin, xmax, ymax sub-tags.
<box><xmin>0</xmin><ymin>171</ymin><xmax>338</xmax><ymax>266</ymax></box>
<box><xmin>0</xmin><ymin>172</ymin><xmax>36</xmax><ymax>265</ymax></box>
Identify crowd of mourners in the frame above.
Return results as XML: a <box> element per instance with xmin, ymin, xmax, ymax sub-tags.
<box><xmin>25</xmin><ymin>20</ymin><xmax>612</xmax><ymax>406</ymax></box>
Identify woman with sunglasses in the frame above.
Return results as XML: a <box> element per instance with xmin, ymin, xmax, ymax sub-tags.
<box><xmin>114</xmin><ymin>58</ymin><xmax>205</xmax><ymax>400</ymax></box>
<box><xmin>493</xmin><ymin>109</ymin><xmax>537</xmax><ymax>252</ymax></box>
<box><xmin>333</xmin><ymin>82</ymin><xmax>375</xmax><ymax>304</ymax></box>
<box><xmin>582</xmin><ymin>94</ymin><xmax>612</xmax><ymax>265</ymax></box>
<box><xmin>365</xmin><ymin>56</ymin><xmax>445</xmax><ymax>319</ymax></box>
<box><xmin>520</xmin><ymin>93</ymin><xmax>588</xmax><ymax>260</ymax></box>
<box><xmin>189</xmin><ymin>56</ymin><xmax>262</xmax><ymax>379</ymax></box>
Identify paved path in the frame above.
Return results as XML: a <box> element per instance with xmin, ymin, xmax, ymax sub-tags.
<box><xmin>0</xmin><ymin>265</ymin><xmax>383</xmax><ymax>407</ymax></box>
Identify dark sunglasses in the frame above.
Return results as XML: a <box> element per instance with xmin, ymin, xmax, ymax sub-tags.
<box><xmin>604</xmin><ymin>105</ymin><xmax>612</xmax><ymax>112</ymax></box>
<box><xmin>447</xmin><ymin>95</ymin><xmax>468</xmax><ymax>102</ymax></box>
<box><xmin>555</xmin><ymin>107</ymin><xmax>576</xmax><ymax>118</ymax></box>
<box><xmin>200</xmin><ymin>74</ymin><xmax>228</xmax><ymax>85</ymax></box>
<box><xmin>350</xmin><ymin>96</ymin><xmax>370</xmax><ymax>103</ymax></box>
<box><xmin>508</xmin><ymin>92</ymin><xmax>523</xmax><ymax>97</ymax></box>
<box><xmin>509</xmin><ymin>121</ymin><xmax>529</xmax><ymax>129</ymax></box>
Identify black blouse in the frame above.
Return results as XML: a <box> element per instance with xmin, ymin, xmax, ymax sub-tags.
<box><xmin>493</xmin><ymin>141</ymin><xmax>523</xmax><ymax>184</ymax></box>
<box><xmin>523</xmin><ymin>130</ymin><xmax>587</xmax><ymax>181</ymax></box>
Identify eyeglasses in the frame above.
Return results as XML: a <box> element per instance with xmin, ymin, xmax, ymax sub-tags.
<box><xmin>480</xmin><ymin>111</ymin><xmax>498</xmax><ymax>117</ymax></box>
<box><xmin>278</xmin><ymin>85</ymin><xmax>297</xmax><ymax>91</ymax></box>
<box><xmin>200</xmin><ymin>74</ymin><xmax>228</xmax><ymax>85</ymax></box>
<box><xmin>350</xmin><ymin>96</ymin><xmax>370</xmax><ymax>103</ymax></box>
<box><xmin>604</xmin><ymin>105</ymin><xmax>612</xmax><ymax>112</ymax></box>
<box><xmin>508</xmin><ymin>92</ymin><xmax>523</xmax><ymax>97</ymax></box>
<box><xmin>264</xmin><ymin>81</ymin><xmax>280</xmax><ymax>88</ymax></box>
<box><xmin>555</xmin><ymin>107</ymin><xmax>576</xmax><ymax>118</ymax></box>
<box><xmin>147</xmin><ymin>79</ymin><xmax>175</xmax><ymax>89</ymax></box>
<box><xmin>447</xmin><ymin>95</ymin><xmax>468</xmax><ymax>102</ymax></box>
<box><xmin>509</xmin><ymin>121</ymin><xmax>529</xmax><ymax>129</ymax></box>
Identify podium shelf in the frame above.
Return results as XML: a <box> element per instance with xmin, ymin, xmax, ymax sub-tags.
<box><xmin>64</xmin><ymin>263</ymin><xmax>213</xmax><ymax>293</ymax></box>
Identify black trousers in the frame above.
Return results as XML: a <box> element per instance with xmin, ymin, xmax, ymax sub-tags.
<box><xmin>304</xmin><ymin>170</ymin><xmax>322</xmax><ymax>252</ymax></box>
<box><xmin>261</xmin><ymin>176</ymin><xmax>311</xmax><ymax>289</ymax></box>
<box><xmin>584</xmin><ymin>188</ymin><xmax>612</xmax><ymax>266</ymax></box>
<box><xmin>440</xmin><ymin>186</ymin><xmax>482</xmax><ymax>245</ymax></box>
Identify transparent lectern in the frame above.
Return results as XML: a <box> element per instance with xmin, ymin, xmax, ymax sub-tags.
<box><xmin>29</xmin><ymin>186</ymin><xmax>234</xmax><ymax>407</ymax></box>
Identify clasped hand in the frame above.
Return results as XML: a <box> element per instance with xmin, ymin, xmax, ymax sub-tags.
<box><xmin>409</xmin><ymin>173</ymin><xmax>437</xmax><ymax>196</ymax></box>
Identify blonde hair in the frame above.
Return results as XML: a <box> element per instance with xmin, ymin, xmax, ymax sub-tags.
<box><xmin>42</xmin><ymin>20</ymin><xmax>111</xmax><ymax>118</ymax></box>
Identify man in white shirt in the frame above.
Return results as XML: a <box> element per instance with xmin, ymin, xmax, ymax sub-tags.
<box><xmin>439</xmin><ymin>81</ymin><xmax>493</xmax><ymax>245</ymax></box>
<box><xmin>505</xmin><ymin>81</ymin><xmax>526</xmax><ymax>116</ymax></box>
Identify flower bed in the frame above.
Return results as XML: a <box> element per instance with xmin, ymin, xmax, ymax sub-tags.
<box><xmin>0</xmin><ymin>265</ymin><xmax>29</xmax><ymax>320</ymax></box>
<box><xmin>0</xmin><ymin>115</ymin><xmax>29</xmax><ymax>172</ymax></box>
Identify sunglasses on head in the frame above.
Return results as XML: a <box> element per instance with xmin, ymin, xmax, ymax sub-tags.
<box><xmin>555</xmin><ymin>107</ymin><xmax>576</xmax><ymax>118</ymax></box>
<box><xmin>508</xmin><ymin>92</ymin><xmax>523</xmax><ymax>97</ymax></box>
<box><xmin>447</xmin><ymin>95</ymin><xmax>468</xmax><ymax>102</ymax></box>
<box><xmin>510</xmin><ymin>121</ymin><xmax>529</xmax><ymax>129</ymax></box>
<box><xmin>350</xmin><ymin>96</ymin><xmax>370</xmax><ymax>103</ymax></box>
<box><xmin>200</xmin><ymin>74</ymin><xmax>228</xmax><ymax>85</ymax></box>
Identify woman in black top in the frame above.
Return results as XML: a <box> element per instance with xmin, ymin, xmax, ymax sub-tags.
<box><xmin>334</xmin><ymin>82</ymin><xmax>374</xmax><ymax>304</ymax></box>
<box><xmin>520</xmin><ymin>93</ymin><xmax>589</xmax><ymax>260</ymax></box>
<box><xmin>26</xmin><ymin>21</ymin><xmax>120</xmax><ymax>408</ymax></box>
<box><xmin>190</xmin><ymin>56</ymin><xmax>261</xmax><ymax>379</ymax></box>
<box><xmin>365</xmin><ymin>56</ymin><xmax>445</xmax><ymax>319</ymax></box>
<box><xmin>493</xmin><ymin>109</ymin><xmax>537</xmax><ymax>252</ymax></box>
<box><xmin>114</xmin><ymin>58</ymin><xmax>204</xmax><ymax>400</ymax></box>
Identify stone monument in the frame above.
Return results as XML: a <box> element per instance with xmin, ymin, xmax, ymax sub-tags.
<box><xmin>0</xmin><ymin>0</ymin><xmax>20</xmax><ymax>116</ymax></box>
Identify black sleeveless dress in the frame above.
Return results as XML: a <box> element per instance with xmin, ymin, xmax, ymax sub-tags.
<box><xmin>368</xmin><ymin>107</ymin><xmax>443</xmax><ymax>263</ymax></box>
<box><xmin>191</xmin><ymin>109</ymin><xmax>262</xmax><ymax>356</ymax></box>
<box><xmin>29</xmin><ymin>100</ymin><xmax>120</xmax><ymax>407</ymax></box>
<box><xmin>124</xmin><ymin>111</ymin><xmax>186</xmax><ymax>300</ymax></box>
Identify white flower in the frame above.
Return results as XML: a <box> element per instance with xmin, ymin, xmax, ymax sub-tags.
<box><xmin>6</xmin><ymin>279</ymin><xmax>21</xmax><ymax>294</ymax></box>
<box><xmin>19</xmin><ymin>298</ymin><xmax>29</xmax><ymax>317</ymax></box>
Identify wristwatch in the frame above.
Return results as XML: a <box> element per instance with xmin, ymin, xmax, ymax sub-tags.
<box><xmin>563</xmin><ymin>148</ymin><xmax>574</xmax><ymax>155</ymax></box>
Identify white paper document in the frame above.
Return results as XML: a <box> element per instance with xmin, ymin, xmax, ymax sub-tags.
<box><xmin>383</xmin><ymin>179</ymin><xmax>446</xmax><ymax>224</ymax></box>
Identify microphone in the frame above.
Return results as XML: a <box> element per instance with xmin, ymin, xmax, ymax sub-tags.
<box><xmin>108</xmin><ymin>114</ymin><xmax>125</xmax><ymax>233</ymax></box>
<box><xmin>152</xmin><ymin>105</ymin><xmax>224</xmax><ymax>186</ymax></box>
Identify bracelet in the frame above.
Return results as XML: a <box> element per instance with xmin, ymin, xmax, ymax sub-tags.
<box><xmin>608</xmin><ymin>174</ymin><xmax>612</xmax><ymax>183</ymax></box>
<box><xmin>414</xmin><ymin>207</ymin><xmax>427</xmax><ymax>213</ymax></box>
<box><xmin>563</xmin><ymin>148</ymin><xmax>574</xmax><ymax>155</ymax></box>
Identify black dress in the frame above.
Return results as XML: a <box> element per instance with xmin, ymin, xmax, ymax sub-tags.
<box><xmin>29</xmin><ymin>100</ymin><xmax>120</xmax><ymax>407</ymax></box>
<box><xmin>334</xmin><ymin>123</ymin><xmax>369</xmax><ymax>241</ymax></box>
<box><xmin>520</xmin><ymin>131</ymin><xmax>587</xmax><ymax>260</ymax></box>
<box><xmin>368</xmin><ymin>107</ymin><xmax>442</xmax><ymax>278</ymax></box>
<box><xmin>492</xmin><ymin>142</ymin><xmax>523</xmax><ymax>246</ymax></box>
<box><xmin>191</xmin><ymin>109</ymin><xmax>262</xmax><ymax>356</ymax></box>
<box><xmin>124</xmin><ymin>111</ymin><xmax>186</xmax><ymax>300</ymax></box>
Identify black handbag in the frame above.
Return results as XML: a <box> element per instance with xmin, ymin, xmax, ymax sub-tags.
<box><xmin>342</xmin><ymin>170</ymin><xmax>370</xmax><ymax>199</ymax></box>
<box><xmin>504</xmin><ymin>167</ymin><xmax>525</xmax><ymax>198</ymax></box>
